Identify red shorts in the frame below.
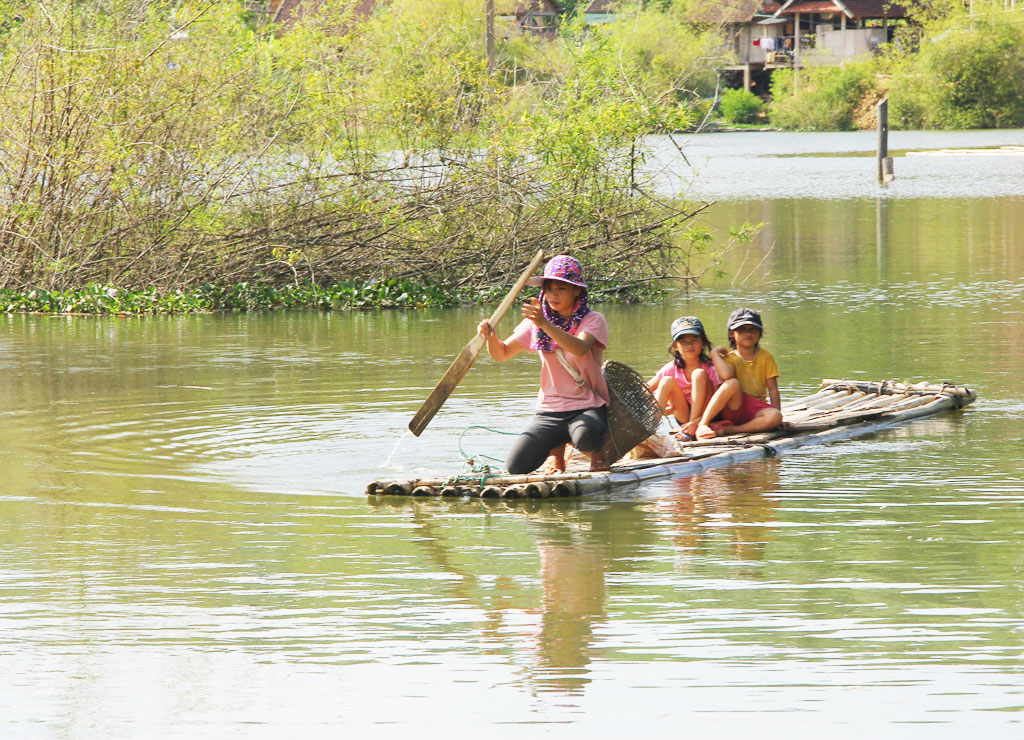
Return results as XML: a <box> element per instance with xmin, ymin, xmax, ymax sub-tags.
<box><xmin>718</xmin><ymin>392</ymin><xmax>773</xmax><ymax>426</ymax></box>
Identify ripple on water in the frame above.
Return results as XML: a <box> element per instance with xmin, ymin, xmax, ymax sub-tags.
<box><xmin>699</xmin><ymin>278</ymin><xmax>1024</xmax><ymax>313</ymax></box>
<box><xmin>4</xmin><ymin>275</ymin><xmax>1024</xmax><ymax>735</ymax></box>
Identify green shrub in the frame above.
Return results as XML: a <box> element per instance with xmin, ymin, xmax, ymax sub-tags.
<box><xmin>0</xmin><ymin>277</ymin><xmax>667</xmax><ymax>315</ymax></box>
<box><xmin>718</xmin><ymin>88</ymin><xmax>764</xmax><ymax>124</ymax></box>
<box><xmin>888</xmin><ymin>15</ymin><xmax>1024</xmax><ymax>129</ymax></box>
<box><xmin>768</xmin><ymin>61</ymin><xmax>876</xmax><ymax>130</ymax></box>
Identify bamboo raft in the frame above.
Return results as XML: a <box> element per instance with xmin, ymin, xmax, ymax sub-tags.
<box><xmin>367</xmin><ymin>379</ymin><xmax>976</xmax><ymax>499</ymax></box>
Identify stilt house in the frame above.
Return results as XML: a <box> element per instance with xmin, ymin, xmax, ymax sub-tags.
<box><xmin>691</xmin><ymin>0</ymin><xmax>911</xmax><ymax>88</ymax></box>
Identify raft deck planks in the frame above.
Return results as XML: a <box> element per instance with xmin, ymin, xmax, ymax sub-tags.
<box><xmin>367</xmin><ymin>380</ymin><xmax>976</xmax><ymax>499</ymax></box>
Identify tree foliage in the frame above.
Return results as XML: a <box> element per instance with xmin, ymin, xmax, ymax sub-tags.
<box><xmin>768</xmin><ymin>60</ymin><xmax>876</xmax><ymax>131</ymax></box>
<box><xmin>887</xmin><ymin>12</ymin><xmax>1024</xmax><ymax>129</ymax></box>
<box><xmin>0</xmin><ymin>0</ymin><xmax>727</xmax><ymax>295</ymax></box>
<box><xmin>719</xmin><ymin>88</ymin><xmax>764</xmax><ymax>124</ymax></box>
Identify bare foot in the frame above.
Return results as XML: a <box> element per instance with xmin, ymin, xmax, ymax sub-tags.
<box><xmin>696</xmin><ymin>424</ymin><xmax>717</xmax><ymax>440</ymax></box>
<box><xmin>588</xmin><ymin>449</ymin><xmax>611</xmax><ymax>472</ymax></box>
<box><xmin>541</xmin><ymin>444</ymin><xmax>568</xmax><ymax>474</ymax></box>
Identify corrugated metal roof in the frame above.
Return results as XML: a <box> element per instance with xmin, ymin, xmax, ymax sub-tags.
<box><xmin>776</xmin><ymin>0</ymin><xmax>907</xmax><ymax>17</ymax></box>
<box><xmin>688</xmin><ymin>0</ymin><xmax>780</xmax><ymax>24</ymax></box>
<box><xmin>583</xmin><ymin>0</ymin><xmax>616</xmax><ymax>13</ymax></box>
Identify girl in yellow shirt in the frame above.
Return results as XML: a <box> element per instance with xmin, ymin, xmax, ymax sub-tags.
<box><xmin>696</xmin><ymin>308</ymin><xmax>783</xmax><ymax>439</ymax></box>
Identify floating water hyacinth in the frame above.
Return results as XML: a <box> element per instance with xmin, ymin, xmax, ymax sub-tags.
<box><xmin>1</xmin><ymin>277</ymin><xmax>661</xmax><ymax>315</ymax></box>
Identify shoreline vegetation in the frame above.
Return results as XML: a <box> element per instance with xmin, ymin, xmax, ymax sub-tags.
<box><xmin>0</xmin><ymin>1</ymin><xmax>1019</xmax><ymax>313</ymax></box>
<box><xmin>0</xmin><ymin>277</ymin><xmax>668</xmax><ymax>315</ymax></box>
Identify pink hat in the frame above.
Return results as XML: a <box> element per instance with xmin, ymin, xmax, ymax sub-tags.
<box><xmin>526</xmin><ymin>255</ymin><xmax>587</xmax><ymax>289</ymax></box>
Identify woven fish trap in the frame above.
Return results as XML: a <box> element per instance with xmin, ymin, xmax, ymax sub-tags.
<box><xmin>601</xmin><ymin>360</ymin><xmax>661</xmax><ymax>462</ymax></box>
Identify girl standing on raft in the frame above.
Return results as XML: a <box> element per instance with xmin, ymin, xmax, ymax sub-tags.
<box><xmin>477</xmin><ymin>255</ymin><xmax>611</xmax><ymax>475</ymax></box>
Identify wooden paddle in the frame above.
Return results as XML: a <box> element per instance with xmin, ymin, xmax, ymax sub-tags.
<box><xmin>408</xmin><ymin>249</ymin><xmax>545</xmax><ymax>436</ymax></box>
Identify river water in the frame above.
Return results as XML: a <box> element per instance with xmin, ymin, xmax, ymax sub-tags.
<box><xmin>2</xmin><ymin>131</ymin><xmax>1023</xmax><ymax>738</ymax></box>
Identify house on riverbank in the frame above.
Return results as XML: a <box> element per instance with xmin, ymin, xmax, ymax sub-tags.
<box><xmin>250</xmin><ymin>0</ymin><xmax>376</xmax><ymax>25</ymax></box>
<box><xmin>692</xmin><ymin>0</ymin><xmax>911</xmax><ymax>91</ymax></box>
<box><xmin>688</xmin><ymin>0</ymin><xmax>781</xmax><ymax>92</ymax></box>
<box><xmin>582</xmin><ymin>0</ymin><xmax>617</xmax><ymax>25</ymax></box>
<box><xmin>497</xmin><ymin>0</ymin><xmax>564</xmax><ymax>36</ymax></box>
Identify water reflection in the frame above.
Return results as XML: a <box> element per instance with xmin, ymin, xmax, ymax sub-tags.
<box><xmin>652</xmin><ymin>462</ymin><xmax>780</xmax><ymax>566</ymax></box>
<box><xmin>531</xmin><ymin>519</ymin><xmax>607</xmax><ymax>694</ymax></box>
<box><xmin>701</xmin><ymin>196</ymin><xmax>1024</xmax><ymax>292</ymax></box>
<box><xmin>368</xmin><ymin>466</ymin><xmax>786</xmax><ymax>700</ymax></box>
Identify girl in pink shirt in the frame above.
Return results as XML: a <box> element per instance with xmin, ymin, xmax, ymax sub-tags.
<box><xmin>478</xmin><ymin>255</ymin><xmax>610</xmax><ymax>474</ymax></box>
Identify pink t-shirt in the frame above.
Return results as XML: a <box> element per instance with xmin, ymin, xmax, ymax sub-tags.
<box><xmin>511</xmin><ymin>312</ymin><xmax>610</xmax><ymax>412</ymax></box>
<box><xmin>652</xmin><ymin>359</ymin><xmax>720</xmax><ymax>405</ymax></box>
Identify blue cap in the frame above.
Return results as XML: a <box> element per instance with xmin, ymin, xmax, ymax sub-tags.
<box><xmin>670</xmin><ymin>316</ymin><xmax>704</xmax><ymax>341</ymax></box>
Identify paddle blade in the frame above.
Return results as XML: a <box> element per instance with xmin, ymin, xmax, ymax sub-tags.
<box><xmin>408</xmin><ymin>333</ymin><xmax>487</xmax><ymax>436</ymax></box>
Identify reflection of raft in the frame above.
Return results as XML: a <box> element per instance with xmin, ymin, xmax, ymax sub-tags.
<box><xmin>367</xmin><ymin>379</ymin><xmax>976</xmax><ymax>499</ymax></box>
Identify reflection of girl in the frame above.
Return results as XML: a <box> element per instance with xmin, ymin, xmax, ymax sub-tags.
<box><xmin>535</xmin><ymin>536</ymin><xmax>606</xmax><ymax>692</ymax></box>
<box><xmin>648</xmin><ymin>316</ymin><xmax>730</xmax><ymax>441</ymax></box>
<box><xmin>662</xmin><ymin>464</ymin><xmax>780</xmax><ymax>562</ymax></box>
<box><xmin>477</xmin><ymin>255</ymin><xmax>610</xmax><ymax>474</ymax></box>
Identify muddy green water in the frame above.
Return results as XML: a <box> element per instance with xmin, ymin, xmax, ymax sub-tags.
<box><xmin>2</xmin><ymin>132</ymin><xmax>1024</xmax><ymax>738</ymax></box>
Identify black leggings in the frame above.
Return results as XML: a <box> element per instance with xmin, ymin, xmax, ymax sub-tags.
<box><xmin>506</xmin><ymin>406</ymin><xmax>608</xmax><ymax>475</ymax></box>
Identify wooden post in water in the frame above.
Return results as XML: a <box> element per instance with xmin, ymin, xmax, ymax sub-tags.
<box><xmin>877</xmin><ymin>98</ymin><xmax>894</xmax><ymax>184</ymax></box>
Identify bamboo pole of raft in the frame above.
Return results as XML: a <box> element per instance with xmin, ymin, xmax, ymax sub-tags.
<box><xmin>810</xmin><ymin>391</ymin><xmax>867</xmax><ymax>411</ymax></box>
<box><xmin>784</xmin><ymin>391</ymin><xmax>855</xmax><ymax>414</ymax></box>
<box><xmin>408</xmin><ymin>249</ymin><xmax>546</xmax><ymax>436</ymax></box>
<box><xmin>836</xmin><ymin>393</ymin><xmax>900</xmax><ymax>412</ymax></box>
<box><xmin>783</xmin><ymin>394</ymin><xmax>868</xmax><ymax>421</ymax></box>
<box><xmin>779</xmin><ymin>402</ymin><xmax>833</xmax><ymax>418</ymax></box>
<box><xmin>781</xmin><ymin>388</ymin><xmax>841</xmax><ymax>411</ymax></box>
<box><xmin>883</xmin><ymin>395</ymin><xmax>940</xmax><ymax>413</ymax></box>
<box><xmin>786</xmin><ymin>395</ymin><xmax>896</xmax><ymax>425</ymax></box>
<box><xmin>790</xmin><ymin>387</ymin><xmax>844</xmax><ymax>404</ymax></box>
<box><xmin>369</xmin><ymin>467</ymin><xmax>602</xmax><ymax>492</ymax></box>
<box><xmin>820</xmin><ymin>379</ymin><xmax>975</xmax><ymax>398</ymax></box>
<box><xmin>785</xmin><ymin>394</ymin><xmax>936</xmax><ymax>431</ymax></box>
